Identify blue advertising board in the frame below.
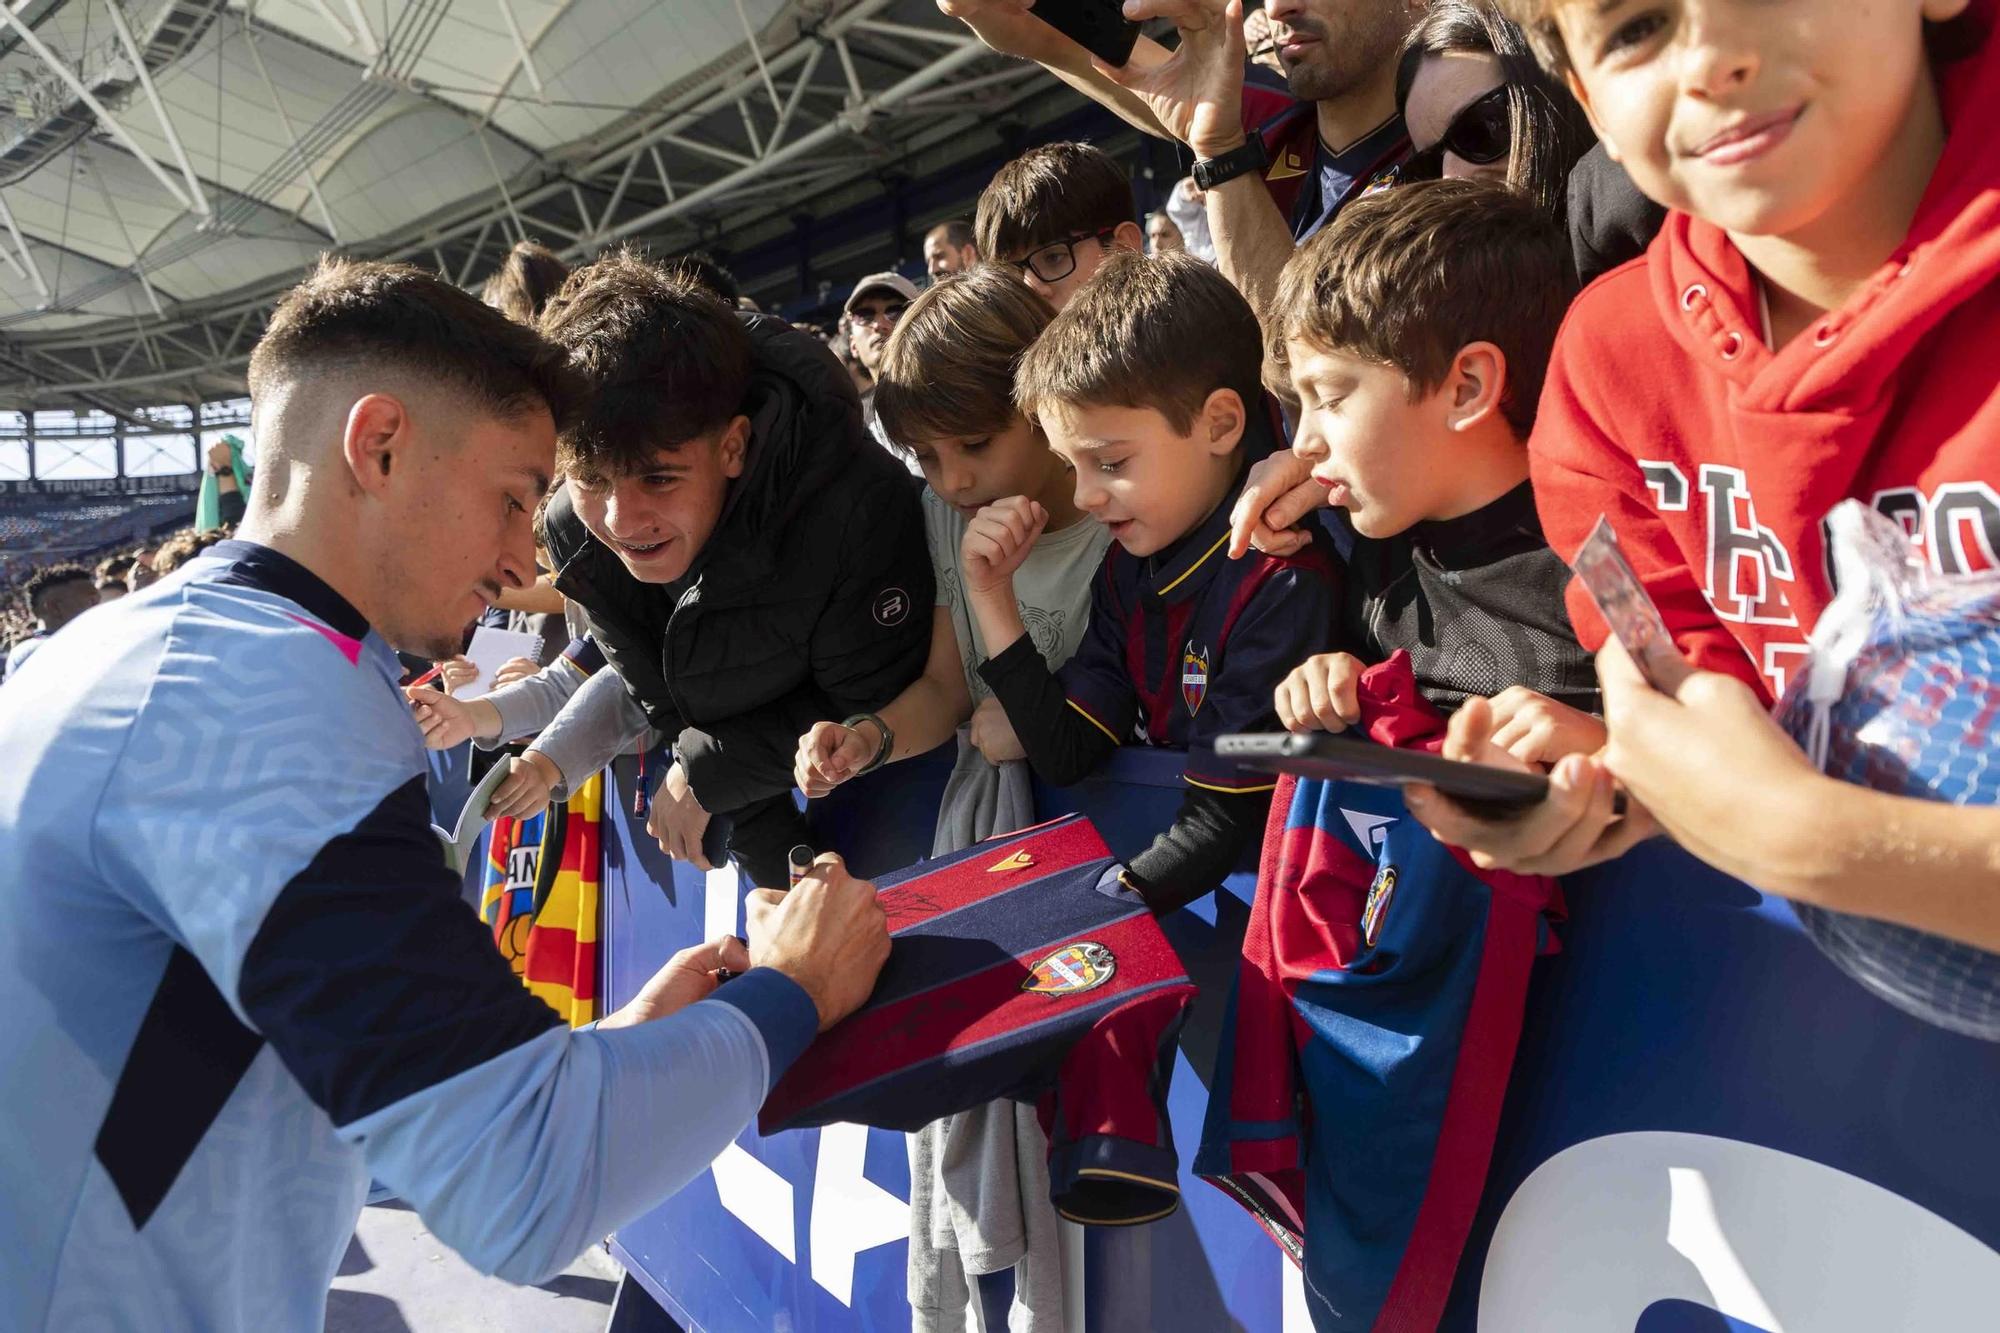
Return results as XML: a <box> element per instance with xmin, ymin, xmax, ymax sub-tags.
<box><xmin>597</xmin><ymin>745</ymin><xmax>2000</xmax><ymax>1331</ymax></box>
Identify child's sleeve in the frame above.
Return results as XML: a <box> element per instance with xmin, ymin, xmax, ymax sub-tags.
<box><xmin>1528</xmin><ymin>323</ymin><xmax>1766</xmax><ymax>694</ymax></box>
<box><xmin>478</xmin><ymin>637</ymin><xmax>605</xmax><ymax>750</ymax></box>
<box><xmin>1124</xmin><ymin>557</ymin><xmax>1339</xmax><ymax>913</ymax></box>
<box><xmin>977</xmin><ymin>558</ymin><xmax>1131</xmax><ymax>786</ymax></box>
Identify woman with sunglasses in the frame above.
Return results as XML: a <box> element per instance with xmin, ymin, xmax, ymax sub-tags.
<box><xmin>1394</xmin><ymin>2</ymin><xmax>1664</xmax><ymax>284</ymax></box>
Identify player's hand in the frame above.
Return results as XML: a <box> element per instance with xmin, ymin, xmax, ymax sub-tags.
<box><xmin>1479</xmin><ymin>687</ymin><xmax>1609</xmax><ymax>768</ymax></box>
<box><xmin>796</xmin><ymin>720</ymin><xmax>877</xmax><ymax>797</ymax></box>
<box><xmin>437</xmin><ymin>655</ymin><xmax>479</xmax><ymax>694</ymax></box>
<box><xmin>1404</xmin><ymin>690</ymin><xmax>1653</xmax><ymax>877</ymax></box>
<box><xmin>647</xmin><ymin>760</ymin><xmax>713</xmax><ymax>870</ymax></box>
<box><xmin>962</xmin><ymin>496</ymin><xmax>1047</xmax><ymax>598</ymax></box>
<box><xmin>745</xmin><ymin>853</ymin><xmax>892</xmax><ymax>1031</ymax></box>
<box><xmin>969</xmin><ymin>696</ymin><xmax>1026</xmax><ymax>763</ymax></box>
<box><xmin>598</xmin><ymin>934</ymin><xmax>754</xmax><ymax>1028</ymax></box>
<box><xmin>1275</xmin><ymin>652</ymin><xmax>1365</xmax><ymax>732</ymax></box>
<box><xmin>491</xmin><ymin>655</ymin><xmax>540</xmax><ymax>689</ymax></box>
<box><xmin>1593</xmin><ymin>638</ymin><xmax>1828</xmax><ymax>890</ymax></box>
<box><xmin>486</xmin><ymin>751</ymin><xmax>561</xmax><ymax>820</ymax></box>
<box><xmin>1093</xmin><ymin>0</ymin><xmax>1247</xmax><ymax>160</ymax></box>
<box><xmin>406</xmin><ymin>685</ymin><xmax>482</xmax><ymax>749</ymax></box>
<box><xmin>1228</xmin><ymin>450</ymin><xmax>1325</xmax><ymax>559</ymax></box>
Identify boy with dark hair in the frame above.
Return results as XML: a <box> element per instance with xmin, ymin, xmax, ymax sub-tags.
<box><xmin>1413</xmin><ymin>0</ymin><xmax>2000</xmax><ymax>956</ymax></box>
<box><xmin>972</xmin><ymin>250</ymin><xmax>1339</xmax><ymax>914</ymax></box>
<box><xmin>478</xmin><ymin>238</ymin><xmax>571</xmax><ymax>325</ymax></box>
<box><xmin>1265</xmin><ymin>178</ymin><xmax>1597</xmax><ymax>727</ymax></box>
<box><xmin>974</xmin><ymin>141</ymin><xmax>1145</xmax><ymax>310</ymax></box>
<box><xmin>528</xmin><ymin>247</ymin><xmax>933</xmax><ymax>887</ymax></box>
<box><xmin>0</xmin><ymin>253</ymin><xmax>894</xmax><ymax>1332</ymax></box>
<box><xmin>3</xmin><ymin>562</ymin><xmax>96</xmax><ymax>677</ymax></box>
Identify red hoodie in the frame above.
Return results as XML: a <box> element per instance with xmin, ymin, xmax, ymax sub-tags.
<box><xmin>1528</xmin><ymin>5</ymin><xmax>2000</xmax><ymax>701</ymax></box>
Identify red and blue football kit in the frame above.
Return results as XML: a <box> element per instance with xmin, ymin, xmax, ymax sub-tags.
<box><xmin>980</xmin><ymin>450</ymin><xmax>1342</xmax><ymax>913</ymax></box>
<box><xmin>1241</xmin><ymin>83</ymin><xmax>1412</xmax><ymax>241</ymax></box>
<box><xmin>1196</xmin><ymin>653</ymin><xmax>1562</xmax><ymax>1331</ymax></box>
<box><xmin>759</xmin><ymin>816</ymin><xmax>1197</xmax><ymax>1226</ymax></box>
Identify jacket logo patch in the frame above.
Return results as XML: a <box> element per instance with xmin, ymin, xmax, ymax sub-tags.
<box><xmin>1181</xmin><ymin>644</ymin><xmax>1209</xmax><ymax>715</ymax></box>
<box><xmin>1363</xmin><ymin>165</ymin><xmax>1401</xmax><ymax>195</ymax></box>
<box><xmin>986</xmin><ymin>850</ymin><xmax>1037</xmax><ymax>873</ymax></box>
<box><xmin>1023</xmin><ymin>942</ymin><xmax>1116</xmax><ymax>997</ymax></box>
<box><xmin>1362</xmin><ymin>865</ymin><xmax>1397</xmax><ymax>947</ymax></box>
<box><xmin>872</xmin><ymin>587</ymin><xmax>910</xmax><ymax>627</ymax></box>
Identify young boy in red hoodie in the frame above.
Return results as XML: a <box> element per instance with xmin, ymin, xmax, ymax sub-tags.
<box><xmin>1408</xmin><ymin>0</ymin><xmax>2000</xmax><ymax>957</ymax></box>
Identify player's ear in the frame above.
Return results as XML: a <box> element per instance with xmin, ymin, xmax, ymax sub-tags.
<box><xmin>1445</xmin><ymin>342</ymin><xmax>1507</xmax><ymax>433</ymax></box>
<box><xmin>343</xmin><ymin>393</ymin><xmax>411</xmax><ymax>498</ymax></box>
<box><xmin>1200</xmin><ymin>388</ymin><xmax>1247</xmax><ymax>457</ymax></box>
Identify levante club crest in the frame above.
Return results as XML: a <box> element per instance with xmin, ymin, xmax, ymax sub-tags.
<box><xmin>1023</xmin><ymin>942</ymin><xmax>1117</xmax><ymax>997</ymax></box>
<box><xmin>1182</xmin><ymin>644</ymin><xmax>1210</xmax><ymax>714</ymax></box>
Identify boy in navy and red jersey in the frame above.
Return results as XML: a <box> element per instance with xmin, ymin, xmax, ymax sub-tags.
<box><xmin>965</xmin><ymin>251</ymin><xmax>1341</xmax><ymax>915</ymax></box>
<box><xmin>1412</xmin><ymin>0</ymin><xmax>2000</xmax><ymax>959</ymax></box>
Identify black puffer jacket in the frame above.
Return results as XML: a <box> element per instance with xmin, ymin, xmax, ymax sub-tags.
<box><xmin>544</xmin><ymin>313</ymin><xmax>932</xmax><ymax>874</ymax></box>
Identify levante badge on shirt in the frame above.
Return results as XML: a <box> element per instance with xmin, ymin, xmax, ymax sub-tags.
<box><xmin>1182</xmin><ymin>644</ymin><xmax>1210</xmax><ymax>715</ymax></box>
<box><xmin>1023</xmin><ymin>942</ymin><xmax>1116</xmax><ymax>997</ymax></box>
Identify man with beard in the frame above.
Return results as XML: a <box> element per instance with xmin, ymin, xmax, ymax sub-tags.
<box><xmin>942</xmin><ymin>0</ymin><xmax>1423</xmax><ymax>315</ymax></box>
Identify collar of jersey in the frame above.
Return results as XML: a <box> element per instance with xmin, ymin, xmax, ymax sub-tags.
<box><xmin>1404</xmin><ymin>480</ymin><xmax>1543</xmax><ymax>569</ymax></box>
<box><xmin>1140</xmin><ymin>458</ymin><xmax>1252</xmax><ymax>605</ymax></box>
<box><xmin>201</xmin><ymin>538</ymin><xmax>371</xmax><ymax>641</ymax></box>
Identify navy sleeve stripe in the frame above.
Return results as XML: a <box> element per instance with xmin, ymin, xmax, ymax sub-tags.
<box><xmin>237</xmin><ymin>775</ymin><xmax>563</xmax><ymax>1128</ymax></box>
<box><xmin>94</xmin><ymin>946</ymin><xmax>265</xmax><ymax>1229</ymax></box>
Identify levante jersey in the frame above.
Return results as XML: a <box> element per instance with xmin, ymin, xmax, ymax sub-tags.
<box><xmin>760</xmin><ymin>816</ymin><xmax>1197</xmax><ymax>1225</ymax></box>
<box><xmin>1061</xmin><ymin>460</ymin><xmax>1342</xmax><ymax>796</ymax></box>
<box><xmin>1196</xmin><ymin>653</ymin><xmax>1562</xmax><ymax>1331</ymax></box>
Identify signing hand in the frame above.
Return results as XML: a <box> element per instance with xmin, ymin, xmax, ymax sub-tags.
<box><xmin>406</xmin><ymin>685</ymin><xmax>490</xmax><ymax>749</ymax></box>
<box><xmin>1228</xmin><ymin>450</ymin><xmax>1326</xmax><ymax>558</ymax></box>
<box><xmin>597</xmin><ymin>934</ymin><xmax>755</xmax><ymax>1029</ymax></box>
<box><xmin>969</xmin><ymin>696</ymin><xmax>1025</xmax><ymax>763</ymax></box>
<box><xmin>647</xmin><ymin>760</ymin><xmax>713</xmax><ymax>870</ymax></box>
<box><xmin>743</xmin><ymin>853</ymin><xmax>892</xmax><ymax>1031</ymax></box>
<box><xmin>962</xmin><ymin>496</ymin><xmax>1048</xmax><ymax>598</ymax></box>
<box><xmin>795</xmin><ymin>719</ymin><xmax>882</xmax><ymax>798</ymax></box>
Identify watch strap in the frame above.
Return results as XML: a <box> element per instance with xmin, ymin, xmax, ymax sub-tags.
<box><xmin>1191</xmin><ymin>136</ymin><xmax>1271</xmax><ymax>191</ymax></box>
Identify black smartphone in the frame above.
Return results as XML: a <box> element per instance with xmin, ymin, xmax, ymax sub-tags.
<box><xmin>1029</xmin><ymin>0</ymin><xmax>1141</xmax><ymax>67</ymax></box>
<box><xmin>1215</xmin><ymin>732</ymin><xmax>1550</xmax><ymax>818</ymax></box>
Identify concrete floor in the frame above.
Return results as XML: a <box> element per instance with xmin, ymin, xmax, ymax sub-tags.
<box><xmin>325</xmin><ymin>1201</ymin><xmax>623</xmax><ymax>1333</ymax></box>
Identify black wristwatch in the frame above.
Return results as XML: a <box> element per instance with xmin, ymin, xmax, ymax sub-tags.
<box><xmin>1191</xmin><ymin>135</ymin><xmax>1271</xmax><ymax>191</ymax></box>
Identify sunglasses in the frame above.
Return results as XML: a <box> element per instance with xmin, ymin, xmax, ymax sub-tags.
<box><xmin>847</xmin><ymin>301</ymin><xmax>906</xmax><ymax>327</ymax></box>
<box><xmin>1417</xmin><ymin>83</ymin><xmax>1513</xmax><ymax>167</ymax></box>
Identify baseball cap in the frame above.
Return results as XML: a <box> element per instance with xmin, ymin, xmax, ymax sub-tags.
<box><xmin>843</xmin><ymin>271</ymin><xmax>920</xmax><ymax>315</ymax></box>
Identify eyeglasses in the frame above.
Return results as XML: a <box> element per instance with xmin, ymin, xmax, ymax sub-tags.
<box><xmin>1007</xmin><ymin>229</ymin><xmax>1117</xmax><ymax>285</ymax></box>
<box><xmin>847</xmin><ymin>301</ymin><xmax>906</xmax><ymax>328</ymax></box>
<box><xmin>1415</xmin><ymin>83</ymin><xmax>1514</xmax><ymax>168</ymax></box>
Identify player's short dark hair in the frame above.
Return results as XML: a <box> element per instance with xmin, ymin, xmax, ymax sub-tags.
<box><xmin>1271</xmin><ymin>178</ymin><xmax>1573</xmax><ymax>435</ymax></box>
<box><xmin>1013</xmin><ymin>251</ymin><xmax>1263</xmax><ymax>436</ymax></box>
<box><xmin>23</xmin><ymin>562</ymin><xmax>91</xmax><ymax>613</ymax></box>
<box><xmin>538</xmin><ymin>245</ymin><xmax>754</xmax><ymax>482</ymax></box>
<box><xmin>249</xmin><ymin>255</ymin><xmax>581</xmax><ymax>430</ymax></box>
<box><xmin>927</xmin><ymin>218</ymin><xmax>976</xmax><ymax>251</ymax></box>
<box><xmin>975</xmin><ymin>142</ymin><xmax>1135</xmax><ymax>261</ymax></box>
<box><xmin>875</xmin><ymin>266</ymin><xmax>1054</xmax><ymax>447</ymax></box>
<box><xmin>662</xmin><ymin>251</ymin><xmax>740</xmax><ymax>304</ymax></box>
<box><xmin>478</xmin><ymin>239</ymin><xmax>572</xmax><ymax>325</ymax></box>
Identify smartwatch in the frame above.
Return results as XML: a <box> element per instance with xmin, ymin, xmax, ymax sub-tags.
<box><xmin>1191</xmin><ymin>136</ymin><xmax>1271</xmax><ymax>191</ymax></box>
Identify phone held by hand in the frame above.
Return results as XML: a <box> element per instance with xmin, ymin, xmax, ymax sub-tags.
<box><xmin>1216</xmin><ymin>732</ymin><xmax>1551</xmax><ymax>819</ymax></box>
<box><xmin>1029</xmin><ymin>0</ymin><xmax>1141</xmax><ymax>66</ymax></box>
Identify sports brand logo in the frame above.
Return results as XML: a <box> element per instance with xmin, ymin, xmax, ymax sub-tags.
<box><xmin>986</xmin><ymin>850</ymin><xmax>1036</xmax><ymax>873</ymax></box>
<box><xmin>1361</xmin><ymin>864</ymin><xmax>1398</xmax><ymax>947</ymax></box>
<box><xmin>1182</xmin><ymin>644</ymin><xmax>1209</xmax><ymax>714</ymax></box>
<box><xmin>1022</xmin><ymin>942</ymin><xmax>1116</xmax><ymax>997</ymax></box>
<box><xmin>872</xmin><ymin>587</ymin><xmax>910</xmax><ymax>627</ymax></box>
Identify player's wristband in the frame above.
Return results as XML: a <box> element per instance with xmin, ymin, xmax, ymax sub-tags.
<box><xmin>843</xmin><ymin>712</ymin><xmax>894</xmax><ymax>775</ymax></box>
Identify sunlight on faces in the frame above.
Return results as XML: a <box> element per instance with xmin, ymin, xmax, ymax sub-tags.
<box><xmin>1003</xmin><ymin>223</ymin><xmax>1141</xmax><ymax>312</ymax></box>
<box><xmin>923</xmin><ymin>232</ymin><xmax>977</xmax><ymax>279</ymax></box>
<box><xmin>1268</xmin><ymin>0</ymin><xmax>1418</xmax><ymax>103</ymax></box>
<box><xmin>359</xmin><ymin>389</ymin><xmax>554</xmax><ymax>660</ymax></box>
<box><xmin>1405</xmin><ymin>50</ymin><xmax>1512</xmax><ymax>184</ymax></box>
<box><xmin>1037</xmin><ymin>394</ymin><xmax>1243</xmax><ymax>557</ymax></box>
<box><xmin>1553</xmin><ymin>0</ymin><xmax>1965</xmax><ymax>239</ymax></box>
<box><xmin>907</xmin><ymin>414</ymin><xmax>1069</xmax><ymax>519</ymax></box>
<box><xmin>567</xmin><ymin>414</ymin><xmax>749</xmax><ymax>585</ymax></box>
<box><xmin>1286</xmin><ymin>339</ymin><xmax>1470</xmax><ymax>540</ymax></box>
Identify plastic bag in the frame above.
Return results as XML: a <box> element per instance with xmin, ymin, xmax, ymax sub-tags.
<box><xmin>1773</xmin><ymin>500</ymin><xmax>2000</xmax><ymax>1040</ymax></box>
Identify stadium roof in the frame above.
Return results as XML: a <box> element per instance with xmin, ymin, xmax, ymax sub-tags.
<box><xmin>0</xmin><ymin>0</ymin><xmax>1084</xmax><ymax>419</ymax></box>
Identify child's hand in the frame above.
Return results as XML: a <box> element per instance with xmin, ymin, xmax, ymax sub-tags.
<box><xmin>436</xmin><ymin>655</ymin><xmax>479</xmax><ymax>694</ymax></box>
<box><xmin>1228</xmin><ymin>450</ymin><xmax>1324</xmax><ymax>558</ymax></box>
<box><xmin>1275</xmin><ymin>652</ymin><xmax>1365</xmax><ymax>732</ymax></box>
<box><xmin>968</xmin><ymin>696</ymin><xmax>1025</xmax><ymax>763</ymax></box>
<box><xmin>962</xmin><ymin>496</ymin><xmax>1047</xmax><ymax>597</ymax></box>
<box><xmin>486</xmin><ymin>752</ymin><xmax>560</xmax><ymax>821</ymax></box>
<box><xmin>647</xmin><ymin>760</ymin><xmax>713</xmax><ymax>870</ymax></box>
<box><xmin>491</xmin><ymin>655</ymin><xmax>541</xmax><ymax>689</ymax></box>
<box><xmin>1473</xmin><ymin>687</ymin><xmax>1609</xmax><ymax>769</ymax></box>
<box><xmin>795</xmin><ymin>720</ymin><xmax>878</xmax><ymax>797</ymax></box>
